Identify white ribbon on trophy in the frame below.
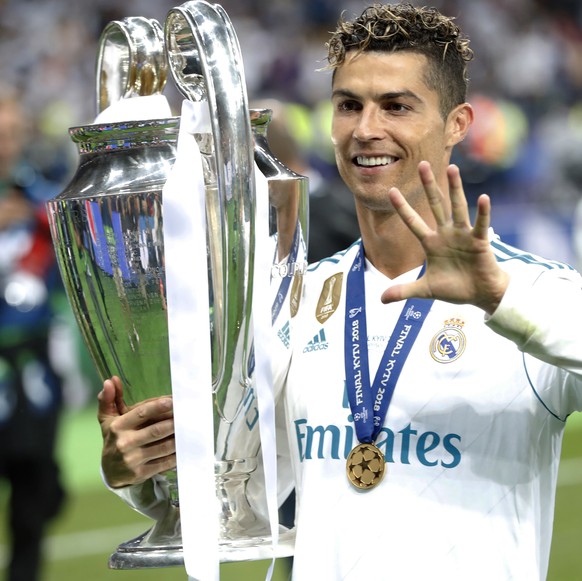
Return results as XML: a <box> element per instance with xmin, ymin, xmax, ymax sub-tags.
<box><xmin>163</xmin><ymin>99</ymin><xmax>218</xmax><ymax>581</ymax></box>
<box><xmin>163</xmin><ymin>99</ymin><xmax>278</xmax><ymax>581</ymax></box>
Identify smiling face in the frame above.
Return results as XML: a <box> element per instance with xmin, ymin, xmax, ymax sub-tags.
<box><xmin>331</xmin><ymin>50</ymin><xmax>470</xmax><ymax>217</ymax></box>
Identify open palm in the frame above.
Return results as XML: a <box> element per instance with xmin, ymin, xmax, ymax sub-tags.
<box><xmin>381</xmin><ymin>161</ymin><xmax>509</xmax><ymax>315</ymax></box>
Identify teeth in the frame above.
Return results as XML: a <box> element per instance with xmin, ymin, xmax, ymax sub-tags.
<box><xmin>356</xmin><ymin>156</ymin><xmax>395</xmax><ymax>167</ymax></box>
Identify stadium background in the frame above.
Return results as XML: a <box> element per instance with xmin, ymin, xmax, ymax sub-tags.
<box><xmin>1</xmin><ymin>0</ymin><xmax>582</xmax><ymax>579</ymax></box>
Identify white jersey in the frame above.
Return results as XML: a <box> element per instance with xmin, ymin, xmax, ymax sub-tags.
<box><xmin>112</xmin><ymin>230</ymin><xmax>582</xmax><ymax>581</ymax></box>
<box><xmin>278</xmin><ymin>231</ymin><xmax>582</xmax><ymax>581</ymax></box>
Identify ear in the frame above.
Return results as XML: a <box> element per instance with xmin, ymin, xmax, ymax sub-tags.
<box><xmin>445</xmin><ymin>102</ymin><xmax>474</xmax><ymax>148</ymax></box>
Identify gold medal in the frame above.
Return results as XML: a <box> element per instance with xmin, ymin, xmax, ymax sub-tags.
<box><xmin>346</xmin><ymin>442</ymin><xmax>385</xmax><ymax>490</ymax></box>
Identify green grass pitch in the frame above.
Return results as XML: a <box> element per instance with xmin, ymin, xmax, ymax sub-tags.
<box><xmin>1</xmin><ymin>407</ymin><xmax>581</xmax><ymax>580</ymax></box>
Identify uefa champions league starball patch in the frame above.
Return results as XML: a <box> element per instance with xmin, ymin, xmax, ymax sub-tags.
<box><xmin>430</xmin><ymin>318</ymin><xmax>466</xmax><ymax>363</ymax></box>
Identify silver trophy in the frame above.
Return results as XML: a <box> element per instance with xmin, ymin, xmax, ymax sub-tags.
<box><xmin>46</xmin><ymin>1</ymin><xmax>307</xmax><ymax>570</ymax></box>
<box><xmin>95</xmin><ymin>15</ymin><xmax>168</xmax><ymax>112</ymax></box>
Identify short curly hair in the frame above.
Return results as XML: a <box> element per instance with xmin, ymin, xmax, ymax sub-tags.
<box><xmin>326</xmin><ymin>4</ymin><xmax>473</xmax><ymax>118</ymax></box>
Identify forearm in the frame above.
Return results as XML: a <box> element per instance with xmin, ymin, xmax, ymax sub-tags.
<box><xmin>486</xmin><ymin>267</ymin><xmax>582</xmax><ymax>376</ymax></box>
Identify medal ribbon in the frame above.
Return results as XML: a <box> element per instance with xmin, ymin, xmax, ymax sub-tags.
<box><xmin>344</xmin><ymin>242</ymin><xmax>433</xmax><ymax>444</ymax></box>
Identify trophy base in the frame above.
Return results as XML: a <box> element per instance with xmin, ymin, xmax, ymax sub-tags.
<box><xmin>109</xmin><ymin>463</ymin><xmax>295</xmax><ymax>570</ymax></box>
<box><xmin>108</xmin><ymin>527</ymin><xmax>296</xmax><ymax>569</ymax></box>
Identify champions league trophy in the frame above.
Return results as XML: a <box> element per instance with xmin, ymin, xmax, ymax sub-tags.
<box><xmin>46</xmin><ymin>2</ymin><xmax>308</xmax><ymax>570</ymax></box>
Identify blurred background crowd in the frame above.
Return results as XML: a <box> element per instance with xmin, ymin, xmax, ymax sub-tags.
<box><xmin>1</xmin><ymin>0</ymin><xmax>582</xmax><ymax>579</ymax></box>
<box><xmin>2</xmin><ymin>0</ymin><xmax>582</xmax><ymax>266</ymax></box>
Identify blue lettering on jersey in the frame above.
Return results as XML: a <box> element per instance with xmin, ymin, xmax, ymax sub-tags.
<box><xmin>294</xmin><ymin>416</ymin><xmax>461</xmax><ymax>469</ymax></box>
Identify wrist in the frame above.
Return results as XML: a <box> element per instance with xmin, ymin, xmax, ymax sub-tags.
<box><xmin>481</xmin><ymin>270</ymin><xmax>510</xmax><ymax>316</ymax></box>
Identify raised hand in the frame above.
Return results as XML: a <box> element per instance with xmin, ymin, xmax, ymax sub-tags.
<box><xmin>97</xmin><ymin>376</ymin><xmax>176</xmax><ymax>488</ymax></box>
<box><xmin>381</xmin><ymin>161</ymin><xmax>509</xmax><ymax>315</ymax></box>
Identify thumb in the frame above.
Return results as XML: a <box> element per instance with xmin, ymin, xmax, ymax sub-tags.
<box><xmin>381</xmin><ymin>280</ymin><xmax>426</xmax><ymax>305</ymax></box>
<box><xmin>97</xmin><ymin>377</ymin><xmax>124</xmax><ymax>424</ymax></box>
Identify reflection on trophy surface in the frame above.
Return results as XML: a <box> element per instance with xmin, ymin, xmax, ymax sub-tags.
<box><xmin>95</xmin><ymin>16</ymin><xmax>168</xmax><ymax>112</ymax></box>
<box><xmin>46</xmin><ymin>1</ymin><xmax>307</xmax><ymax>570</ymax></box>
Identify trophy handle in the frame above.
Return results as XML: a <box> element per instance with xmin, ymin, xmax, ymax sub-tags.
<box><xmin>96</xmin><ymin>16</ymin><xmax>168</xmax><ymax>115</ymax></box>
<box><xmin>164</xmin><ymin>1</ymin><xmax>255</xmax><ymax>411</ymax></box>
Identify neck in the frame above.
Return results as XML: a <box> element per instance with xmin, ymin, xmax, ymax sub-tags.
<box><xmin>357</xmin><ymin>208</ymin><xmax>430</xmax><ymax>279</ymax></box>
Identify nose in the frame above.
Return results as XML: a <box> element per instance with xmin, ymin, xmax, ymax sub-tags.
<box><xmin>353</xmin><ymin>106</ymin><xmax>383</xmax><ymax>141</ymax></box>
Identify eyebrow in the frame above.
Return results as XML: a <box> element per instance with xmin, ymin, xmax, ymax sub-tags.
<box><xmin>331</xmin><ymin>88</ymin><xmax>424</xmax><ymax>104</ymax></box>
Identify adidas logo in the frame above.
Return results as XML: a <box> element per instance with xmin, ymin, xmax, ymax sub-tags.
<box><xmin>278</xmin><ymin>321</ymin><xmax>291</xmax><ymax>348</ymax></box>
<box><xmin>303</xmin><ymin>328</ymin><xmax>329</xmax><ymax>353</ymax></box>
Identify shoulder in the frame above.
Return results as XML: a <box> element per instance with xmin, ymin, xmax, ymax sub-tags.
<box><xmin>305</xmin><ymin>239</ymin><xmax>361</xmax><ymax>280</ymax></box>
<box><xmin>293</xmin><ymin>241</ymin><xmax>359</xmax><ymax>320</ymax></box>
<box><xmin>489</xmin><ymin>229</ymin><xmax>577</xmax><ymax>276</ymax></box>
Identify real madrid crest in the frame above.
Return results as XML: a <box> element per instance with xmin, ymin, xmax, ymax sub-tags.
<box><xmin>430</xmin><ymin>318</ymin><xmax>466</xmax><ymax>363</ymax></box>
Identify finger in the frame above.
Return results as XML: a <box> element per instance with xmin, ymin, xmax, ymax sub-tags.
<box><xmin>141</xmin><ymin>418</ymin><xmax>176</xmax><ymax>450</ymax></box>
<box><xmin>473</xmin><ymin>194</ymin><xmax>491</xmax><ymax>240</ymax></box>
<box><xmin>143</xmin><ymin>453</ymin><xmax>177</xmax><ymax>477</ymax></box>
<box><xmin>144</xmin><ymin>432</ymin><xmax>177</xmax><ymax>462</ymax></box>
<box><xmin>380</xmin><ymin>279</ymin><xmax>428</xmax><ymax>304</ymax></box>
<box><xmin>388</xmin><ymin>187</ymin><xmax>432</xmax><ymax>240</ymax></box>
<box><xmin>447</xmin><ymin>164</ymin><xmax>470</xmax><ymax>228</ymax></box>
<box><xmin>111</xmin><ymin>375</ymin><xmax>129</xmax><ymax>415</ymax></box>
<box><xmin>131</xmin><ymin>452</ymin><xmax>178</xmax><ymax>485</ymax></box>
<box><xmin>120</xmin><ymin>423</ymin><xmax>176</xmax><ymax>465</ymax></box>
<box><xmin>97</xmin><ymin>378</ymin><xmax>121</xmax><ymax>423</ymax></box>
<box><xmin>108</xmin><ymin>414</ymin><xmax>174</xmax><ymax>463</ymax></box>
<box><xmin>418</xmin><ymin>161</ymin><xmax>448</xmax><ymax>226</ymax></box>
<box><xmin>102</xmin><ymin>416</ymin><xmax>175</xmax><ymax>487</ymax></box>
<box><xmin>119</xmin><ymin>397</ymin><xmax>174</xmax><ymax>432</ymax></box>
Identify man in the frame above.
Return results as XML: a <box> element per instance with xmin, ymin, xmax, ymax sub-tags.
<box><xmin>98</xmin><ymin>4</ymin><xmax>582</xmax><ymax>580</ymax></box>
<box><xmin>0</xmin><ymin>85</ymin><xmax>66</xmax><ymax>581</ymax></box>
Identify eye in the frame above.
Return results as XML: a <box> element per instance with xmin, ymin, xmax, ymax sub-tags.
<box><xmin>384</xmin><ymin>102</ymin><xmax>410</xmax><ymax>114</ymax></box>
<box><xmin>335</xmin><ymin>99</ymin><xmax>361</xmax><ymax>113</ymax></box>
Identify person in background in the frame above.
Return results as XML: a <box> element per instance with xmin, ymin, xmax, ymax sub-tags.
<box><xmin>0</xmin><ymin>84</ymin><xmax>66</xmax><ymax>581</ymax></box>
